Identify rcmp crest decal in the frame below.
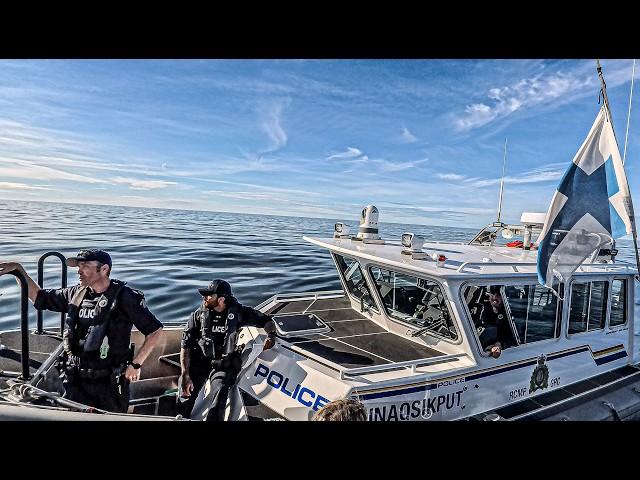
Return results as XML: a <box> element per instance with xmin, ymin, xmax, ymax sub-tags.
<box><xmin>529</xmin><ymin>354</ymin><xmax>549</xmax><ymax>393</ymax></box>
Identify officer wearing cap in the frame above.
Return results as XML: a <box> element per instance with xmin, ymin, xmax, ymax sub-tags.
<box><xmin>0</xmin><ymin>249</ymin><xmax>164</xmax><ymax>413</ymax></box>
<box><xmin>178</xmin><ymin>279</ymin><xmax>276</xmax><ymax>420</ymax></box>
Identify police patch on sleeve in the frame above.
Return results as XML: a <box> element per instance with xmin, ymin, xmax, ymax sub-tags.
<box><xmin>227</xmin><ymin>313</ymin><xmax>235</xmax><ymax>320</ymax></box>
<box><xmin>131</xmin><ymin>289</ymin><xmax>147</xmax><ymax>309</ymax></box>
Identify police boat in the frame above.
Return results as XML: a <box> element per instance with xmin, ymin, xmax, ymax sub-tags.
<box><xmin>1</xmin><ymin>205</ymin><xmax>640</xmax><ymax>421</ymax></box>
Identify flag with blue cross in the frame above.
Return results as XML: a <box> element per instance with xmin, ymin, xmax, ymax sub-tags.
<box><xmin>537</xmin><ymin>106</ymin><xmax>634</xmax><ymax>288</ymax></box>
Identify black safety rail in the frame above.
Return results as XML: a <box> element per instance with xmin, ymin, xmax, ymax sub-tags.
<box><xmin>6</xmin><ymin>269</ymin><xmax>31</xmax><ymax>380</ymax></box>
<box><xmin>37</xmin><ymin>252</ymin><xmax>67</xmax><ymax>334</ymax></box>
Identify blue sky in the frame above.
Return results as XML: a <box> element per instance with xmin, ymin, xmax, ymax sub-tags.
<box><xmin>0</xmin><ymin>59</ymin><xmax>638</xmax><ymax>228</ymax></box>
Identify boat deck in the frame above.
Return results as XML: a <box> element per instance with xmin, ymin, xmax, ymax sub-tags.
<box><xmin>265</xmin><ymin>295</ymin><xmax>442</xmax><ymax>369</ymax></box>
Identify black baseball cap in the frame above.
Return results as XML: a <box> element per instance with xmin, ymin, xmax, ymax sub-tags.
<box><xmin>66</xmin><ymin>249</ymin><xmax>112</xmax><ymax>269</ymax></box>
<box><xmin>198</xmin><ymin>279</ymin><xmax>232</xmax><ymax>297</ymax></box>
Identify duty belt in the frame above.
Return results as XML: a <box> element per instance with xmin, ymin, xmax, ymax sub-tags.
<box><xmin>68</xmin><ymin>366</ymin><xmax>113</xmax><ymax>379</ymax></box>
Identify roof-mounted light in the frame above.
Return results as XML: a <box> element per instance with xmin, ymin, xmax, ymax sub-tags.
<box><xmin>334</xmin><ymin>222</ymin><xmax>351</xmax><ymax>238</ymax></box>
<box><xmin>400</xmin><ymin>232</ymin><xmax>426</xmax><ymax>259</ymax></box>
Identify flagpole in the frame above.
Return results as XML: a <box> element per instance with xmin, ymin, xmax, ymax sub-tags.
<box><xmin>596</xmin><ymin>59</ymin><xmax>640</xmax><ymax>280</ymax></box>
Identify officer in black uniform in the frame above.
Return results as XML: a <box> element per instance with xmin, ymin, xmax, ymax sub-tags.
<box><xmin>475</xmin><ymin>285</ymin><xmax>515</xmax><ymax>358</ymax></box>
<box><xmin>177</xmin><ymin>279</ymin><xmax>276</xmax><ymax>421</ymax></box>
<box><xmin>0</xmin><ymin>249</ymin><xmax>164</xmax><ymax>413</ymax></box>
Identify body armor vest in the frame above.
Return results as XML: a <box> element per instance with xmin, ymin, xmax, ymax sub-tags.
<box><xmin>197</xmin><ymin>300</ymin><xmax>241</xmax><ymax>359</ymax></box>
<box><xmin>63</xmin><ymin>279</ymin><xmax>127</xmax><ymax>359</ymax></box>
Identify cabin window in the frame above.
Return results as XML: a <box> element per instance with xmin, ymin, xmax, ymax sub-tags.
<box><xmin>368</xmin><ymin>266</ymin><xmax>457</xmax><ymax>340</ymax></box>
<box><xmin>609</xmin><ymin>279</ymin><xmax>627</xmax><ymax>328</ymax></box>
<box><xmin>568</xmin><ymin>281</ymin><xmax>608</xmax><ymax>334</ymax></box>
<box><xmin>503</xmin><ymin>285</ymin><xmax>560</xmax><ymax>344</ymax></box>
<box><xmin>334</xmin><ymin>254</ymin><xmax>376</xmax><ymax>309</ymax></box>
<box><xmin>464</xmin><ymin>283</ymin><xmax>560</xmax><ymax>353</ymax></box>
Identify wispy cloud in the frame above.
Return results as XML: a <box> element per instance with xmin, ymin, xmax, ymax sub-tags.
<box><xmin>437</xmin><ymin>173</ymin><xmax>466</xmax><ymax>181</ymax></box>
<box><xmin>111</xmin><ymin>177</ymin><xmax>179</xmax><ymax>190</ymax></box>
<box><xmin>372</xmin><ymin>158</ymin><xmax>428</xmax><ymax>172</ymax></box>
<box><xmin>260</xmin><ymin>101</ymin><xmax>288</xmax><ymax>154</ymax></box>
<box><xmin>400</xmin><ymin>126</ymin><xmax>418</xmax><ymax>143</ymax></box>
<box><xmin>451</xmin><ymin>162</ymin><xmax>567</xmax><ymax>188</ymax></box>
<box><xmin>0</xmin><ymin>159</ymin><xmax>109</xmax><ymax>184</ymax></box>
<box><xmin>202</xmin><ymin>190</ymin><xmax>293</xmax><ymax>202</ymax></box>
<box><xmin>327</xmin><ymin>147</ymin><xmax>363</xmax><ymax>160</ymax></box>
<box><xmin>0</xmin><ymin>181</ymin><xmax>54</xmax><ymax>191</ymax></box>
<box><xmin>453</xmin><ymin>70</ymin><xmax>594</xmax><ymax>131</ymax></box>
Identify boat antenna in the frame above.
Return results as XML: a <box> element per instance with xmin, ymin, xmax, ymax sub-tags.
<box><xmin>496</xmin><ymin>138</ymin><xmax>508</xmax><ymax>224</ymax></box>
<box><xmin>597</xmin><ymin>59</ymin><xmax>640</xmax><ymax>281</ymax></box>
<box><xmin>623</xmin><ymin>59</ymin><xmax>636</xmax><ymax>165</ymax></box>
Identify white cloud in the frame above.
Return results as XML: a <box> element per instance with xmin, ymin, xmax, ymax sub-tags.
<box><xmin>400</xmin><ymin>126</ymin><xmax>418</xmax><ymax>143</ymax></box>
<box><xmin>0</xmin><ymin>159</ymin><xmax>109</xmax><ymax>184</ymax></box>
<box><xmin>437</xmin><ymin>173</ymin><xmax>466</xmax><ymax>181</ymax></box>
<box><xmin>260</xmin><ymin>101</ymin><xmax>288</xmax><ymax>153</ymax></box>
<box><xmin>111</xmin><ymin>177</ymin><xmax>178</xmax><ymax>190</ymax></box>
<box><xmin>0</xmin><ymin>181</ymin><xmax>54</xmax><ymax>191</ymax></box>
<box><xmin>202</xmin><ymin>190</ymin><xmax>291</xmax><ymax>202</ymax></box>
<box><xmin>372</xmin><ymin>158</ymin><xmax>428</xmax><ymax>172</ymax></box>
<box><xmin>327</xmin><ymin>147</ymin><xmax>363</xmax><ymax>160</ymax></box>
<box><xmin>463</xmin><ymin>163</ymin><xmax>566</xmax><ymax>188</ymax></box>
<box><xmin>454</xmin><ymin>71</ymin><xmax>593</xmax><ymax>131</ymax></box>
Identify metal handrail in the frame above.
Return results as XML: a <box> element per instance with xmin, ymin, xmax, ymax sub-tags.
<box><xmin>7</xmin><ymin>269</ymin><xmax>31</xmax><ymax>380</ymax></box>
<box><xmin>36</xmin><ymin>252</ymin><xmax>67</xmax><ymax>334</ymax></box>
<box><xmin>456</xmin><ymin>261</ymin><xmax>637</xmax><ymax>274</ymax></box>
<box><xmin>339</xmin><ymin>353</ymin><xmax>467</xmax><ymax>379</ymax></box>
<box><xmin>254</xmin><ymin>289</ymin><xmax>344</xmax><ymax>311</ymax></box>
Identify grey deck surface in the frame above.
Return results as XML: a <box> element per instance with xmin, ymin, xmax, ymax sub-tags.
<box><xmin>269</xmin><ymin>296</ymin><xmax>442</xmax><ymax>367</ymax></box>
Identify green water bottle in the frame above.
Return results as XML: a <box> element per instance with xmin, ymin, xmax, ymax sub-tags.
<box><xmin>100</xmin><ymin>336</ymin><xmax>109</xmax><ymax>359</ymax></box>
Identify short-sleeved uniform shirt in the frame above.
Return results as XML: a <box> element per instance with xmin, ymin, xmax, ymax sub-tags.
<box><xmin>34</xmin><ymin>280</ymin><xmax>163</xmax><ymax>367</ymax></box>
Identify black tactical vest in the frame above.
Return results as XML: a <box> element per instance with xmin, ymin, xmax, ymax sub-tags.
<box><xmin>197</xmin><ymin>300</ymin><xmax>241</xmax><ymax>359</ymax></box>
<box><xmin>63</xmin><ymin>279</ymin><xmax>127</xmax><ymax>362</ymax></box>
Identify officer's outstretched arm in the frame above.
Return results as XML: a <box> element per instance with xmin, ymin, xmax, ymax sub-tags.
<box><xmin>0</xmin><ymin>262</ymin><xmax>41</xmax><ymax>302</ymax></box>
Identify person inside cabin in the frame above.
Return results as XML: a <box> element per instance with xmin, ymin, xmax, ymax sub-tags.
<box><xmin>177</xmin><ymin>279</ymin><xmax>277</xmax><ymax>420</ymax></box>
<box><xmin>474</xmin><ymin>285</ymin><xmax>515</xmax><ymax>358</ymax></box>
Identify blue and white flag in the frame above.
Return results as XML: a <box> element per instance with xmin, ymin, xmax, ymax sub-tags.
<box><xmin>537</xmin><ymin>106</ymin><xmax>634</xmax><ymax>288</ymax></box>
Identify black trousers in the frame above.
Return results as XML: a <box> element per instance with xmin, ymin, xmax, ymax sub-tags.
<box><xmin>176</xmin><ymin>368</ymin><xmax>210</xmax><ymax>419</ymax></box>
<box><xmin>62</xmin><ymin>370</ymin><xmax>130</xmax><ymax>413</ymax></box>
<box><xmin>177</xmin><ymin>368</ymin><xmax>239</xmax><ymax>421</ymax></box>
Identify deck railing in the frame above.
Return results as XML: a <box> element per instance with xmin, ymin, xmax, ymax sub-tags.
<box><xmin>338</xmin><ymin>353</ymin><xmax>467</xmax><ymax>379</ymax></box>
<box><xmin>456</xmin><ymin>261</ymin><xmax>636</xmax><ymax>275</ymax></box>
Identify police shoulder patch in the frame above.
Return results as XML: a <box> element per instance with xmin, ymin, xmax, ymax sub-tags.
<box><xmin>227</xmin><ymin>313</ymin><xmax>235</xmax><ymax>320</ymax></box>
<box><xmin>129</xmin><ymin>288</ymin><xmax>147</xmax><ymax>308</ymax></box>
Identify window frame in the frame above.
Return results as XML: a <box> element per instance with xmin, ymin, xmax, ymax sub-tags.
<box><xmin>460</xmin><ymin>280</ymin><xmax>563</xmax><ymax>357</ymax></box>
<box><xmin>566</xmin><ymin>279</ymin><xmax>609</xmax><ymax>336</ymax></box>
<box><xmin>331</xmin><ymin>253</ymin><xmax>380</xmax><ymax>314</ymax></box>
<box><xmin>608</xmin><ymin>277</ymin><xmax>630</xmax><ymax>330</ymax></box>
<box><xmin>366</xmin><ymin>264</ymin><xmax>460</xmax><ymax>344</ymax></box>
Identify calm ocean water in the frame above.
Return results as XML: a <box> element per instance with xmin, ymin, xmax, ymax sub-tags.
<box><xmin>0</xmin><ymin>200</ymin><xmax>479</xmax><ymax>330</ymax></box>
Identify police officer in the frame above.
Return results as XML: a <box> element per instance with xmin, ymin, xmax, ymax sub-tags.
<box><xmin>0</xmin><ymin>249</ymin><xmax>164</xmax><ymax>413</ymax></box>
<box><xmin>476</xmin><ymin>285</ymin><xmax>514</xmax><ymax>358</ymax></box>
<box><xmin>178</xmin><ymin>279</ymin><xmax>276</xmax><ymax>421</ymax></box>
